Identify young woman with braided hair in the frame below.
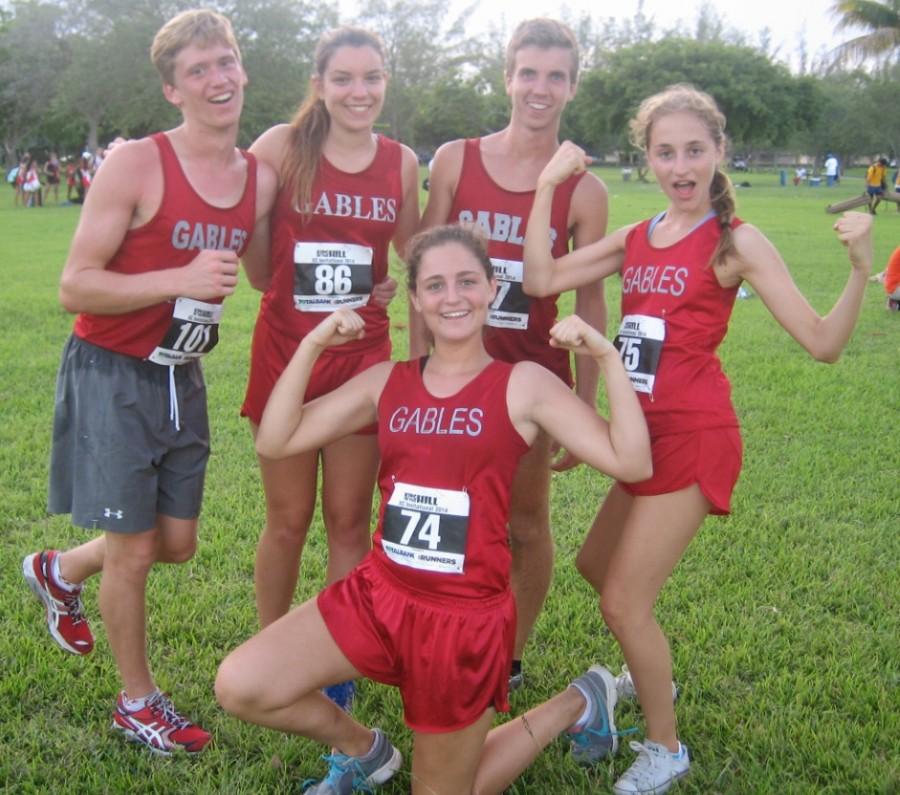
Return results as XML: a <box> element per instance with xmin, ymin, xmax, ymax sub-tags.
<box><xmin>523</xmin><ymin>84</ymin><xmax>873</xmax><ymax>794</ymax></box>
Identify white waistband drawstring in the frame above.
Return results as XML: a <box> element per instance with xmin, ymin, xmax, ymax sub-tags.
<box><xmin>167</xmin><ymin>365</ymin><xmax>181</xmax><ymax>431</ymax></box>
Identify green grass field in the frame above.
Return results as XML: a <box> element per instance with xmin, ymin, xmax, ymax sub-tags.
<box><xmin>1</xmin><ymin>169</ymin><xmax>897</xmax><ymax>794</ymax></box>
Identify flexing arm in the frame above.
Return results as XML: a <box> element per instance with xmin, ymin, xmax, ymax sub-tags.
<box><xmin>256</xmin><ymin>309</ymin><xmax>389</xmax><ymax>459</ymax></box>
<box><xmin>509</xmin><ymin>315</ymin><xmax>651</xmax><ymax>483</ymax></box>
<box><xmin>58</xmin><ymin>140</ymin><xmax>239</xmax><ymax>314</ymax></box>
<box><xmin>523</xmin><ymin>142</ymin><xmax>629</xmax><ymax>298</ymax></box>
<box><xmin>732</xmin><ymin>212</ymin><xmax>872</xmax><ymax>362</ymax></box>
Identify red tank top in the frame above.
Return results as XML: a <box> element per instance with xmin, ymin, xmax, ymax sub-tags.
<box><xmin>617</xmin><ymin>214</ymin><xmax>741</xmax><ymax>436</ymax></box>
<box><xmin>373</xmin><ymin>359</ymin><xmax>530</xmax><ymax>599</ymax></box>
<box><xmin>258</xmin><ymin>135</ymin><xmax>404</xmax><ymax>354</ymax></box>
<box><xmin>448</xmin><ymin>138</ymin><xmax>582</xmax><ymax>384</ymax></box>
<box><xmin>75</xmin><ymin>133</ymin><xmax>257</xmax><ymax>359</ymax></box>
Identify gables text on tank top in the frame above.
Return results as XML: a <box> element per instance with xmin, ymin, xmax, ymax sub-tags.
<box><xmin>374</xmin><ymin>359</ymin><xmax>530</xmax><ymax>599</ymax></box>
<box><xmin>75</xmin><ymin>132</ymin><xmax>257</xmax><ymax>360</ymax></box>
<box><xmin>616</xmin><ymin>214</ymin><xmax>742</xmax><ymax>436</ymax></box>
<box><xmin>259</xmin><ymin>135</ymin><xmax>404</xmax><ymax>354</ymax></box>
<box><xmin>448</xmin><ymin>138</ymin><xmax>583</xmax><ymax>385</ymax></box>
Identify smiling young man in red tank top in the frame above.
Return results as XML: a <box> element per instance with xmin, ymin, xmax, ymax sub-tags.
<box><xmin>416</xmin><ymin>18</ymin><xmax>609</xmax><ymax>688</ymax></box>
<box><xmin>21</xmin><ymin>9</ymin><xmax>276</xmax><ymax>755</ymax></box>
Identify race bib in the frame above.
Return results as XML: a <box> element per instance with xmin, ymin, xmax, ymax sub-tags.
<box><xmin>293</xmin><ymin>241</ymin><xmax>373</xmax><ymax>312</ymax></box>
<box><xmin>147</xmin><ymin>297</ymin><xmax>222</xmax><ymax>366</ymax></box>
<box><xmin>487</xmin><ymin>258</ymin><xmax>530</xmax><ymax>330</ymax></box>
<box><xmin>613</xmin><ymin>314</ymin><xmax>666</xmax><ymax>394</ymax></box>
<box><xmin>381</xmin><ymin>482</ymin><xmax>469</xmax><ymax>575</ymax></box>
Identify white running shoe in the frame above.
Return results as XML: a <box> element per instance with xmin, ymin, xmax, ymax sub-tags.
<box><xmin>615</xmin><ymin>665</ymin><xmax>678</xmax><ymax>703</ymax></box>
<box><xmin>613</xmin><ymin>740</ymin><xmax>690</xmax><ymax>795</ymax></box>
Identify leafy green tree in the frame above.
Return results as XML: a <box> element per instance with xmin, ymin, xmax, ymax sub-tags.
<box><xmin>569</xmin><ymin>38</ymin><xmax>817</xmax><ymax>159</ymax></box>
<box><xmin>0</xmin><ymin>1</ymin><xmax>69</xmax><ymax>164</ymax></box>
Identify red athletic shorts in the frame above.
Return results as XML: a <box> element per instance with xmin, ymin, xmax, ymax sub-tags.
<box><xmin>241</xmin><ymin>314</ymin><xmax>391</xmax><ymax>429</ymax></box>
<box><xmin>620</xmin><ymin>426</ymin><xmax>743</xmax><ymax>515</ymax></box>
<box><xmin>318</xmin><ymin>554</ymin><xmax>515</xmax><ymax>733</ymax></box>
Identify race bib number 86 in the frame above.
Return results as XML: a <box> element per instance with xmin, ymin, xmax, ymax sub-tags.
<box><xmin>294</xmin><ymin>241</ymin><xmax>373</xmax><ymax>312</ymax></box>
<box><xmin>381</xmin><ymin>482</ymin><xmax>469</xmax><ymax>575</ymax></box>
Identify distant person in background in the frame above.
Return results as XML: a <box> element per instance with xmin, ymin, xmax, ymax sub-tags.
<box><xmin>793</xmin><ymin>165</ymin><xmax>806</xmax><ymax>186</ymax></box>
<box><xmin>44</xmin><ymin>152</ymin><xmax>61</xmax><ymax>204</ymax></box>
<box><xmin>870</xmin><ymin>246</ymin><xmax>900</xmax><ymax>310</ymax></box>
<box><xmin>64</xmin><ymin>157</ymin><xmax>78</xmax><ymax>202</ymax></box>
<box><xmin>824</xmin><ymin>153</ymin><xmax>839</xmax><ymax>187</ymax></box>
<box><xmin>21</xmin><ymin>155</ymin><xmax>43</xmax><ymax>207</ymax></box>
<box><xmin>73</xmin><ymin>152</ymin><xmax>93</xmax><ymax>204</ymax></box>
<box><xmin>865</xmin><ymin>157</ymin><xmax>888</xmax><ymax>215</ymax></box>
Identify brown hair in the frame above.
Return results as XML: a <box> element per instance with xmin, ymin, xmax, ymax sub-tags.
<box><xmin>283</xmin><ymin>27</ymin><xmax>385</xmax><ymax>220</ymax></box>
<box><xmin>629</xmin><ymin>84</ymin><xmax>737</xmax><ymax>268</ymax></box>
<box><xmin>505</xmin><ymin>18</ymin><xmax>579</xmax><ymax>84</ymax></box>
<box><xmin>406</xmin><ymin>225</ymin><xmax>494</xmax><ymax>292</ymax></box>
<box><xmin>150</xmin><ymin>9</ymin><xmax>241</xmax><ymax>87</ymax></box>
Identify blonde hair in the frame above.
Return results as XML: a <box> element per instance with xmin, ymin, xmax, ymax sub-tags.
<box><xmin>629</xmin><ymin>84</ymin><xmax>736</xmax><ymax>268</ymax></box>
<box><xmin>150</xmin><ymin>9</ymin><xmax>241</xmax><ymax>86</ymax></box>
<box><xmin>283</xmin><ymin>27</ymin><xmax>385</xmax><ymax>220</ymax></box>
<box><xmin>505</xmin><ymin>18</ymin><xmax>579</xmax><ymax>84</ymax></box>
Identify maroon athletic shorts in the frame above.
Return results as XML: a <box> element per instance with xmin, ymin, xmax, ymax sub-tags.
<box><xmin>318</xmin><ymin>554</ymin><xmax>515</xmax><ymax>733</ymax></box>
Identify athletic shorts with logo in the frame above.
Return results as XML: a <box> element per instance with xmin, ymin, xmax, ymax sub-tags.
<box><xmin>318</xmin><ymin>553</ymin><xmax>516</xmax><ymax>733</ymax></box>
<box><xmin>48</xmin><ymin>335</ymin><xmax>209</xmax><ymax>533</ymax></box>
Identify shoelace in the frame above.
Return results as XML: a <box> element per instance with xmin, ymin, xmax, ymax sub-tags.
<box><xmin>620</xmin><ymin>741</ymin><xmax>677</xmax><ymax>786</ymax></box>
<box><xmin>147</xmin><ymin>693</ymin><xmax>190</xmax><ymax>729</ymax></box>
<box><xmin>61</xmin><ymin>591</ymin><xmax>87</xmax><ymax>625</ymax></box>
<box><xmin>303</xmin><ymin>752</ymin><xmax>375</xmax><ymax>794</ymax></box>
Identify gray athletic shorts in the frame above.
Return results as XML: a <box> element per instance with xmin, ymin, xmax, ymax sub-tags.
<box><xmin>48</xmin><ymin>335</ymin><xmax>210</xmax><ymax>533</ymax></box>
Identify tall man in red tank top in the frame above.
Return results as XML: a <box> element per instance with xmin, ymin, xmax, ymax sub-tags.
<box><xmin>21</xmin><ymin>10</ymin><xmax>276</xmax><ymax>755</ymax></box>
<box><xmin>417</xmin><ymin>18</ymin><xmax>609</xmax><ymax>687</ymax></box>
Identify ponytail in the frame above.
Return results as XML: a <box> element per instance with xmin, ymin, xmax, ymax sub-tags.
<box><xmin>283</xmin><ymin>96</ymin><xmax>331</xmax><ymax>220</ymax></box>
<box><xmin>709</xmin><ymin>168</ymin><xmax>737</xmax><ymax>268</ymax></box>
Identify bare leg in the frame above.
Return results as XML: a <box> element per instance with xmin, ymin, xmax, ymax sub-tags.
<box><xmin>320</xmin><ymin>433</ymin><xmax>380</xmax><ymax>585</ymax></box>
<box><xmin>100</xmin><ymin>515</ymin><xmax>199</xmax><ymax>698</ymax></box>
<box><xmin>473</xmin><ymin>687</ymin><xmax>586</xmax><ymax>794</ymax></box>
<box><xmin>57</xmin><ymin>536</ymin><xmax>106</xmax><ymax>584</ymax></box>
<box><xmin>508</xmin><ymin>431</ymin><xmax>553</xmax><ymax>660</ymax></box>
<box><xmin>587</xmin><ymin>485</ymin><xmax>710</xmax><ymax>750</ymax></box>
<box><xmin>216</xmin><ymin>598</ymin><xmax>372</xmax><ymax>753</ymax></box>
<box><xmin>252</xmin><ymin>431</ymin><xmax>320</xmax><ymax>627</ymax></box>
<box><xmin>410</xmin><ymin>710</ymin><xmax>495</xmax><ymax>795</ymax></box>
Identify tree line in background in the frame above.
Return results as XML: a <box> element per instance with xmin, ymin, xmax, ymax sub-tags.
<box><xmin>2</xmin><ymin>0</ymin><xmax>899</xmax><ymax>170</ymax></box>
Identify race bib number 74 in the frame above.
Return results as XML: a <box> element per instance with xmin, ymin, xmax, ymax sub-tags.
<box><xmin>381</xmin><ymin>482</ymin><xmax>469</xmax><ymax>575</ymax></box>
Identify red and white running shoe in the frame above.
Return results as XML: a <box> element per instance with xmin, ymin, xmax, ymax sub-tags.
<box><xmin>112</xmin><ymin>691</ymin><xmax>211</xmax><ymax>755</ymax></box>
<box><xmin>22</xmin><ymin>550</ymin><xmax>94</xmax><ymax>655</ymax></box>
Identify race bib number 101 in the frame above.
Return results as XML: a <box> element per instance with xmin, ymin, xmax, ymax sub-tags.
<box><xmin>147</xmin><ymin>297</ymin><xmax>222</xmax><ymax>366</ymax></box>
<box><xmin>381</xmin><ymin>482</ymin><xmax>469</xmax><ymax>575</ymax></box>
<box><xmin>613</xmin><ymin>314</ymin><xmax>665</xmax><ymax>394</ymax></box>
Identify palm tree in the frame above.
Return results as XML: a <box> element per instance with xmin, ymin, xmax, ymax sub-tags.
<box><xmin>830</xmin><ymin>0</ymin><xmax>900</xmax><ymax>63</ymax></box>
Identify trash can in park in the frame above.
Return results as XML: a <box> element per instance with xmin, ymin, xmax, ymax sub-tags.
<box><xmin>779</xmin><ymin>169</ymin><xmax>787</xmax><ymax>186</ymax></box>
<box><xmin>622</xmin><ymin>168</ymin><xmax>632</xmax><ymax>182</ymax></box>
<box><xmin>809</xmin><ymin>177</ymin><xmax>821</xmax><ymax>187</ymax></box>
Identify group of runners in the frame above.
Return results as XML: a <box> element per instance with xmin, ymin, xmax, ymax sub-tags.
<box><xmin>21</xmin><ymin>8</ymin><xmax>874</xmax><ymax>795</ymax></box>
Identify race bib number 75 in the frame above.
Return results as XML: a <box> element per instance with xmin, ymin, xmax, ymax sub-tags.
<box><xmin>613</xmin><ymin>314</ymin><xmax>665</xmax><ymax>395</ymax></box>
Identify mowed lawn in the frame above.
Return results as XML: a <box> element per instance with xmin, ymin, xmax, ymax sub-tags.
<box><xmin>0</xmin><ymin>170</ymin><xmax>897</xmax><ymax>794</ymax></box>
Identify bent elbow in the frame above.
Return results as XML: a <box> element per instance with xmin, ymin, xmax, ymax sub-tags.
<box><xmin>622</xmin><ymin>459</ymin><xmax>653</xmax><ymax>484</ymax></box>
<box><xmin>58</xmin><ymin>279</ymin><xmax>80</xmax><ymax>314</ymax></box>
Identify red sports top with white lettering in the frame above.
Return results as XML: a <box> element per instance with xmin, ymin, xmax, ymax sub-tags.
<box><xmin>447</xmin><ymin>138</ymin><xmax>582</xmax><ymax>385</ymax></box>
<box><xmin>619</xmin><ymin>213</ymin><xmax>743</xmax><ymax>436</ymax></box>
<box><xmin>258</xmin><ymin>135</ymin><xmax>404</xmax><ymax>354</ymax></box>
<box><xmin>373</xmin><ymin>359</ymin><xmax>530</xmax><ymax>599</ymax></box>
<box><xmin>74</xmin><ymin>132</ymin><xmax>257</xmax><ymax>358</ymax></box>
